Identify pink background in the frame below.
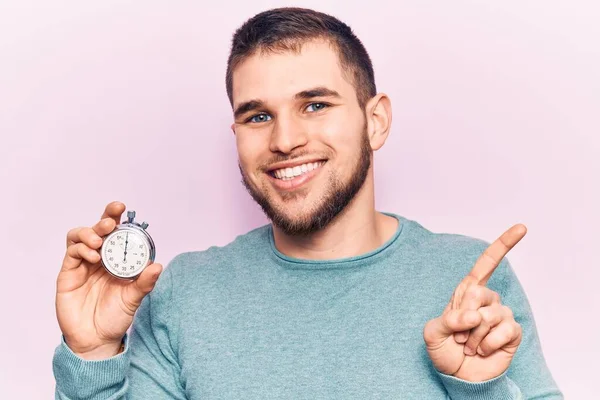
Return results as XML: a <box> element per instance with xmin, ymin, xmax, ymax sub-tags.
<box><xmin>1</xmin><ymin>0</ymin><xmax>598</xmax><ymax>398</ymax></box>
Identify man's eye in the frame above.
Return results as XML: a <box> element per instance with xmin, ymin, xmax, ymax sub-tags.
<box><xmin>247</xmin><ymin>113</ymin><xmax>272</xmax><ymax>123</ymax></box>
<box><xmin>305</xmin><ymin>102</ymin><xmax>329</xmax><ymax>112</ymax></box>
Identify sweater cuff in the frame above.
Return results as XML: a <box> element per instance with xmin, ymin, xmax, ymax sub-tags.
<box><xmin>53</xmin><ymin>335</ymin><xmax>130</xmax><ymax>399</ymax></box>
<box><xmin>437</xmin><ymin>370</ymin><xmax>522</xmax><ymax>400</ymax></box>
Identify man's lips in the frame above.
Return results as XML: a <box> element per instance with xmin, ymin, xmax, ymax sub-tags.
<box><xmin>266</xmin><ymin>161</ymin><xmax>326</xmax><ymax>191</ymax></box>
<box><xmin>266</xmin><ymin>158</ymin><xmax>327</xmax><ymax>173</ymax></box>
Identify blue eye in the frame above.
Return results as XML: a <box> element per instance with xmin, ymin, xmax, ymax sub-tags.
<box><xmin>306</xmin><ymin>103</ymin><xmax>328</xmax><ymax>112</ymax></box>
<box><xmin>248</xmin><ymin>113</ymin><xmax>272</xmax><ymax>123</ymax></box>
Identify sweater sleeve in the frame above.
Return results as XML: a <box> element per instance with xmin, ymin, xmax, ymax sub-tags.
<box><xmin>53</xmin><ymin>264</ymin><xmax>187</xmax><ymax>399</ymax></box>
<box><xmin>436</xmin><ymin>258</ymin><xmax>563</xmax><ymax>399</ymax></box>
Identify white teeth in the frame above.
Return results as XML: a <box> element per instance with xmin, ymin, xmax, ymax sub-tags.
<box><xmin>272</xmin><ymin>161</ymin><xmax>324</xmax><ymax>180</ymax></box>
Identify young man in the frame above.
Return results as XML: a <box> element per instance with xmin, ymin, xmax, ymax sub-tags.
<box><xmin>53</xmin><ymin>7</ymin><xmax>562</xmax><ymax>399</ymax></box>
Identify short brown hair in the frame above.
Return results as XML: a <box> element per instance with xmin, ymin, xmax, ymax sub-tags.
<box><xmin>226</xmin><ymin>7</ymin><xmax>377</xmax><ymax>109</ymax></box>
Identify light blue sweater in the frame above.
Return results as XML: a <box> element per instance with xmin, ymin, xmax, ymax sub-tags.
<box><xmin>53</xmin><ymin>214</ymin><xmax>563</xmax><ymax>399</ymax></box>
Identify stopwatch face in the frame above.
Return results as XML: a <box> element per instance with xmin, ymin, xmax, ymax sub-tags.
<box><xmin>101</xmin><ymin>227</ymin><xmax>152</xmax><ymax>279</ymax></box>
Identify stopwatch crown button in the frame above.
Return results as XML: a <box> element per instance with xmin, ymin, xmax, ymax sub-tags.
<box><xmin>127</xmin><ymin>210</ymin><xmax>136</xmax><ymax>223</ymax></box>
<box><xmin>141</xmin><ymin>221</ymin><xmax>149</xmax><ymax>230</ymax></box>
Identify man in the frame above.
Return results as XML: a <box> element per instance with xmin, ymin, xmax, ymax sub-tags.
<box><xmin>53</xmin><ymin>7</ymin><xmax>562</xmax><ymax>399</ymax></box>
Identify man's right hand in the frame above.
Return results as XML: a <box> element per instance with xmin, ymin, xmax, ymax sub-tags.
<box><xmin>56</xmin><ymin>201</ymin><xmax>163</xmax><ymax>360</ymax></box>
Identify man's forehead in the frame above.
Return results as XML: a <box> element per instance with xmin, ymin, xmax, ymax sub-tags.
<box><xmin>231</xmin><ymin>40</ymin><xmax>353</xmax><ymax>107</ymax></box>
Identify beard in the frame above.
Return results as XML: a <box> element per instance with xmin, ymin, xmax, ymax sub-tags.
<box><xmin>239</xmin><ymin>131</ymin><xmax>372</xmax><ymax>236</ymax></box>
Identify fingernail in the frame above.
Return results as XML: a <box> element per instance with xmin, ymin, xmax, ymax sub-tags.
<box><xmin>477</xmin><ymin>347</ymin><xmax>485</xmax><ymax>356</ymax></box>
<box><xmin>88</xmin><ymin>250</ymin><xmax>97</xmax><ymax>258</ymax></box>
<box><xmin>464</xmin><ymin>346</ymin><xmax>475</xmax><ymax>356</ymax></box>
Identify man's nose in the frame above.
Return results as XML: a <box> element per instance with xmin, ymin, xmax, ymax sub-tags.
<box><xmin>269</xmin><ymin>114</ymin><xmax>309</xmax><ymax>154</ymax></box>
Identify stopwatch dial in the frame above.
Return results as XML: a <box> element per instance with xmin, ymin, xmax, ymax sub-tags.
<box><xmin>101</xmin><ymin>229</ymin><xmax>151</xmax><ymax>278</ymax></box>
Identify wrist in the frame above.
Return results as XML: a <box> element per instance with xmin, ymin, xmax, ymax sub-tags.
<box><xmin>437</xmin><ymin>370</ymin><xmax>521</xmax><ymax>400</ymax></box>
<box><xmin>66</xmin><ymin>338</ymin><xmax>124</xmax><ymax>361</ymax></box>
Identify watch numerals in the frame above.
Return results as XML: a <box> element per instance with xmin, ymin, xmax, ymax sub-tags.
<box><xmin>100</xmin><ymin>220</ymin><xmax>153</xmax><ymax>278</ymax></box>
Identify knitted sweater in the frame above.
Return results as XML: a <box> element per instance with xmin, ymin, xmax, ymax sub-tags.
<box><xmin>53</xmin><ymin>214</ymin><xmax>562</xmax><ymax>399</ymax></box>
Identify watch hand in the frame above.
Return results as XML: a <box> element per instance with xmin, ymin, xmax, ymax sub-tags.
<box><xmin>124</xmin><ymin>232</ymin><xmax>129</xmax><ymax>262</ymax></box>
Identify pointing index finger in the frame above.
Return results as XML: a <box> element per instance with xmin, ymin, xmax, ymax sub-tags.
<box><xmin>468</xmin><ymin>224</ymin><xmax>527</xmax><ymax>286</ymax></box>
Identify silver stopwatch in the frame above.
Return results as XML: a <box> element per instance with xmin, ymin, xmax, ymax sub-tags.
<box><xmin>100</xmin><ymin>210</ymin><xmax>156</xmax><ymax>280</ymax></box>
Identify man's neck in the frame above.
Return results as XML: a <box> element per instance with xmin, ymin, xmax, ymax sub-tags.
<box><xmin>271</xmin><ymin>182</ymin><xmax>399</xmax><ymax>261</ymax></box>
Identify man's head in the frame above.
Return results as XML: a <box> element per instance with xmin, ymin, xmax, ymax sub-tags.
<box><xmin>227</xmin><ymin>7</ymin><xmax>391</xmax><ymax>236</ymax></box>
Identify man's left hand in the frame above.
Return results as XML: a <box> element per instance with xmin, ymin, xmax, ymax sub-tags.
<box><xmin>423</xmin><ymin>224</ymin><xmax>527</xmax><ymax>382</ymax></box>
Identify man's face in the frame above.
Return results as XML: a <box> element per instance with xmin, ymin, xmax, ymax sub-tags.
<box><xmin>231</xmin><ymin>39</ymin><xmax>372</xmax><ymax>235</ymax></box>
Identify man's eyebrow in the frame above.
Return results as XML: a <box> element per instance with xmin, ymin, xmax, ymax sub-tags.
<box><xmin>294</xmin><ymin>87</ymin><xmax>341</xmax><ymax>100</ymax></box>
<box><xmin>234</xmin><ymin>100</ymin><xmax>264</xmax><ymax>119</ymax></box>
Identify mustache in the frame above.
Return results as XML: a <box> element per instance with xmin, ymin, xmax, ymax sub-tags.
<box><xmin>258</xmin><ymin>151</ymin><xmax>330</xmax><ymax>171</ymax></box>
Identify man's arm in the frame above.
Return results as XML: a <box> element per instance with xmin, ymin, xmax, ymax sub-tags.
<box><xmin>500</xmin><ymin>259</ymin><xmax>563</xmax><ymax>398</ymax></box>
<box><xmin>53</xmin><ymin>263</ymin><xmax>187</xmax><ymax>399</ymax></box>
<box><xmin>434</xmin><ymin>258</ymin><xmax>563</xmax><ymax>399</ymax></box>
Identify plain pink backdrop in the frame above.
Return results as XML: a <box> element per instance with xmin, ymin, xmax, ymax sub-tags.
<box><xmin>1</xmin><ymin>0</ymin><xmax>598</xmax><ymax>398</ymax></box>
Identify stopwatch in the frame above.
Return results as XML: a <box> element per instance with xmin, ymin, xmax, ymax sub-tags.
<box><xmin>100</xmin><ymin>210</ymin><xmax>156</xmax><ymax>280</ymax></box>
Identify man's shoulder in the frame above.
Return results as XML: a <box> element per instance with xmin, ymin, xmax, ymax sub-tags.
<box><xmin>399</xmin><ymin>215</ymin><xmax>492</xmax><ymax>255</ymax></box>
<box><xmin>163</xmin><ymin>223</ymin><xmax>271</xmax><ymax>279</ymax></box>
<box><xmin>398</xmin><ymin>215</ymin><xmax>511</xmax><ymax>288</ymax></box>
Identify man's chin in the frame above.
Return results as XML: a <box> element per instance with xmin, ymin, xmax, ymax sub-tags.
<box><xmin>269</xmin><ymin>205</ymin><xmax>312</xmax><ymax>224</ymax></box>
<box><xmin>269</xmin><ymin>184</ymin><xmax>312</xmax><ymax>202</ymax></box>
<box><xmin>265</xmin><ymin>204</ymin><xmax>323</xmax><ymax>235</ymax></box>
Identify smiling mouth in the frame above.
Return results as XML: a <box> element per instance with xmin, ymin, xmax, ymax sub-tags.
<box><xmin>269</xmin><ymin>161</ymin><xmax>326</xmax><ymax>181</ymax></box>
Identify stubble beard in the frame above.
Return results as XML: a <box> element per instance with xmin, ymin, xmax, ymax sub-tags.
<box><xmin>239</xmin><ymin>132</ymin><xmax>372</xmax><ymax>236</ymax></box>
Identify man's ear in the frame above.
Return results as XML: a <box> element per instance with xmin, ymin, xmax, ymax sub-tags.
<box><xmin>365</xmin><ymin>93</ymin><xmax>392</xmax><ymax>151</ymax></box>
<box><xmin>230</xmin><ymin>123</ymin><xmax>236</xmax><ymax>135</ymax></box>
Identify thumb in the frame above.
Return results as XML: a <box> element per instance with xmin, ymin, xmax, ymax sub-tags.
<box><xmin>122</xmin><ymin>263</ymin><xmax>163</xmax><ymax>311</ymax></box>
<box><xmin>424</xmin><ymin>309</ymin><xmax>482</xmax><ymax>346</ymax></box>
